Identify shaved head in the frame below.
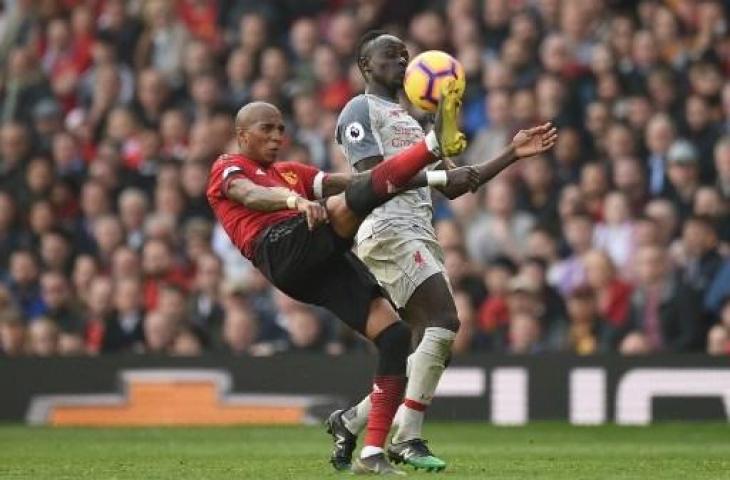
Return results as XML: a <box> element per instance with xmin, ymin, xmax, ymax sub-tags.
<box><xmin>235</xmin><ymin>101</ymin><xmax>282</xmax><ymax>131</ymax></box>
<box><xmin>234</xmin><ymin>101</ymin><xmax>285</xmax><ymax>165</ymax></box>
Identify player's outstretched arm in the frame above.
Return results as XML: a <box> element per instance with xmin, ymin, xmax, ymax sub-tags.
<box><xmin>470</xmin><ymin>122</ymin><xmax>558</xmax><ymax>191</ymax></box>
<box><xmin>227</xmin><ymin>177</ymin><xmax>328</xmax><ymax>229</ymax></box>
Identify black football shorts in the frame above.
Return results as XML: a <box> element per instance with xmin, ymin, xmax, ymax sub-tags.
<box><xmin>253</xmin><ymin>215</ymin><xmax>386</xmax><ymax>335</ymax></box>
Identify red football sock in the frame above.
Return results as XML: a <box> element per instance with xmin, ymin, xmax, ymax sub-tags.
<box><xmin>364</xmin><ymin>375</ymin><xmax>407</xmax><ymax>448</ymax></box>
<box><xmin>370</xmin><ymin>140</ymin><xmax>436</xmax><ymax>196</ymax></box>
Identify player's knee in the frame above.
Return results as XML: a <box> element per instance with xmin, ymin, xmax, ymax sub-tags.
<box><xmin>425</xmin><ymin>309</ymin><xmax>460</xmax><ymax>334</ymax></box>
<box><xmin>374</xmin><ymin>321</ymin><xmax>411</xmax><ymax>376</ymax></box>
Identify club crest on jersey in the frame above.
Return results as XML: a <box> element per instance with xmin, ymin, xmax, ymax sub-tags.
<box><xmin>344</xmin><ymin>122</ymin><xmax>364</xmax><ymax>143</ymax></box>
<box><xmin>281</xmin><ymin>171</ymin><xmax>299</xmax><ymax>185</ymax></box>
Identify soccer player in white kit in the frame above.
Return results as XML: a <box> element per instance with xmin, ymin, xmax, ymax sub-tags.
<box><xmin>326</xmin><ymin>30</ymin><xmax>558</xmax><ymax>473</ymax></box>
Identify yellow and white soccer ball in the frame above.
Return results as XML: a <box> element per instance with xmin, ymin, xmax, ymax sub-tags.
<box><xmin>403</xmin><ymin>50</ymin><xmax>465</xmax><ymax>113</ymax></box>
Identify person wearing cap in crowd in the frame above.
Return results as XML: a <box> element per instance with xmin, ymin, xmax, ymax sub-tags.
<box><xmin>664</xmin><ymin>139</ymin><xmax>701</xmax><ymax>221</ymax></box>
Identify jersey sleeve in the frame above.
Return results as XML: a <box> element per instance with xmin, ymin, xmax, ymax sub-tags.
<box><xmin>335</xmin><ymin>95</ymin><xmax>384</xmax><ymax>167</ymax></box>
<box><xmin>212</xmin><ymin>154</ymin><xmax>249</xmax><ymax>198</ymax></box>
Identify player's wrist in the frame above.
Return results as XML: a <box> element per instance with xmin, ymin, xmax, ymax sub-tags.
<box><xmin>286</xmin><ymin>195</ymin><xmax>300</xmax><ymax>210</ymax></box>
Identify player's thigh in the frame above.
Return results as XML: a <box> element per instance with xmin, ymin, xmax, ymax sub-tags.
<box><xmin>293</xmin><ymin>251</ymin><xmax>396</xmax><ymax>338</ymax></box>
<box><xmin>324</xmin><ymin>195</ymin><xmax>361</xmax><ymax>239</ymax></box>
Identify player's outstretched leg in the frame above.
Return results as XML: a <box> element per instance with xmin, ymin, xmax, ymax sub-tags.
<box><xmin>351</xmin><ymin>299</ymin><xmax>410</xmax><ymax>476</ymax></box>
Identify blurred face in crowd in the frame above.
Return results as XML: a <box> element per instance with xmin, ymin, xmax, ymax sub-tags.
<box><xmin>142</xmin><ymin>240</ymin><xmax>172</xmax><ymax>277</ymax></box>
<box><xmin>585</xmin><ymin>102</ymin><xmax>609</xmax><ymax>138</ymax></box>
<box><xmin>224</xmin><ymin>308</ymin><xmax>258</xmax><ymax>354</ymax></box>
<box><xmin>583</xmin><ymin>250</ymin><xmax>615</xmax><ymax>288</ymax></box>
<box><xmin>358</xmin><ymin>35</ymin><xmax>408</xmax><ymax>92</ymax></box>
<box><xmin>238</xmin><ymin>13</ymin><xmax>267</xmax><ymax>53</ymax></box>
<box><xmin>647</xmin><ymin>70</ymin><xmax>676</xmax><ymax>110</ymax></box>
<box><xmin>511</xmin><ymin>89</ymin><xmax>536</xmax><ymax>124</ymax></box>
<box><xmin>483</xmin><ymin>60</ymin><xmax>514</xmax><ymax>91</ymax></box>
<box><xmin>645</xmin><ymin>199</ymin><xmax>678</xmax><ymax>245</ymax></box>
<box><xmin>81</xmin><ymin>181</ymin><xmax>110</xmax><ymax>219</ymax></box>
<box><xmin>144</xmin><ymin>311</ymin><xmax>178</xmax><ymax>353</ymax></box>
<box><xmin>667</xmin><ymin>160</ymin><xmax>698</xmax><ymax>190</ymax></box>
<box><xmin>613</xmin><ymin>157</ymin><xmax>645</xmax><ymax>200</ymax></box>
<box><xmin>558</xmin><ymin>185</ymin><xmax>584</xmax><ymax>220</ymax></box>
<box><xmin>183</xmin><ymin>41</ymin><xmax>214</xmax><ymax>79</ymax></box>
<box><xmin>685</xmin><ymin>95</ymin><xmax>711</xmax><ymax>132</ymax></box>
<box><xmin>487</xmin><ymin>90</ymin><xmax>511</xmax><ymax>128</ymax></box>
<box><xmin>72</xmin><ymin>255</ymin><xmax>98</xmax><ymax>294</ymax></box>
<box><xmin>509</xmin><ymin>313</ymin><xmax>540</xmax><ymax>354</ymax></box>
<box><xmin>540</xmin><ymin>34</ymin><xmax>569</xmax><ymax>74</ymax></box>
<box><xmin>590</xmin><ymin>43</ymin><xmax>614</xmax><ymax>76</ymax></box>
<box><xmin>47</xmin><ymin>18</ymin><xmax>71</xmax><ymax>51</ymax></box>
<box><xmin>527</xmin><ymin>229</ymin><xmax>557</xmax><ymax>262</ymax></box>
<box><xmin>486</xmin><ymin>180</ymin><xmax>515</xmax><ymax>217</ymax></box>
<box><xmin>287</xmin><ymin>307</ymin><xmax>322</xmax><ymax>349</ymax></box>
<box><xmin>522</xmin><ymin>155</ymin><xmax>552</xmax><ymax>192</ymax></box>
<box><xmin>580</xmin><ymin>163</ymin><xmax>608</xmax><ymax>198</ymax></box>
<box><xmin>111</xmin><ymin>246</ymin><xmax>140</xmax><ymax>279</ymax></box>
<box><xmin>694</xmin><ymin>187</ymin><xmax>726</xmax><ymax>218</ymax></box>
<box><xmin>0</xmin><ymin>317</ymin><xmax>24</xmax><ymax>356</ymax></box>
<box><xmin>10</xmin><ymin>252</ymin><xmax>38</xmax><ymax>286</ymax></box>
<box><xmin>87</xmin><ymin>276</ymin><xmax>113</xmax><ymax>317</ymax></box>
<box><xmin>604</xmin><ymin>123</ymin><xmax>635</xmax><ymax>160</ymax></box>
<box><xmin>484</xmin><ymin>265</ymin><xmax>512</xmax><ymax>296</ymax></box>
<box><xmin>682</xmin><ymin>219</ymin><xmax>716</xmax><ymax>257</ymax></box>
<box><xmin>114</xmin><ymin>277</ymin><xmax>142</xmax><ymax>313</ymax></box>
<box><xmin>25</xmin><ymin>157</ymin><xmax>54</xmax><ymax>194</ymax></box>
<box><xmin>40</xmin><ymin>232</ymin><xmax>70</xmax><ymax>271</ymax></box>
<box><xmin>93</xmin><ymin>216</ymin><xmax>124</xmax><ymax>257</ymax></box>
<box><xmin>409</xmin><ymin>10</ymin><xmax>446</xmax><ymax>50</ymax></box>
<box><xmin>554</xmin><ymin>127</ymin><xmax>581</xmax><ymax>168</ymax></box>
<box><xmin>435</xmin><ymin>220</ymin><xmax>463</xmax><ymax>251</ymax></box>
<box><xmin>567</xmin><ymin>291</ymin><xmax>597</xmax><ymax>324</ymax></box>
<box><xmin>634</xmin><ymin>217</ymin><xmax>661</xmax><ymax>248</ymax></box>
<box><xmin>41</xmin><ymin>272</ymin><xmax>70</xmax><ymax>310</ymax></box>
<box><xmin>195</xmin><ymin>254</ymin><xmax>222</xmax><ymax>294</ymax></box>
<box><xmin>137</xmin><ymin>68</ymin><xmax>167</xmax><ymax>111</ymax></box>
<box><xmin>632</xmin><ymin>30</ymin><xmax>658</xmax><ymax>69</ymax></box>
<box><xmin>328</xmin><ymin>12</ymin><xmax>358</xmax><ymax>57</ymax></box>
<box><xmin>1</xmin><ymin>123</ymin><xmax>30</xmax><ymax>167</ymax></box>
<box><xmin>28</xmin><ymin>318</ymin><xmax>58</xmax><ymax>356</ymax></box>
<box><xmin>119</xmin><ymin>189</ymin><xmax>148</xmax><ymax>230</ymax></box>
<box><xmin>290</xmin><ymin>18</ymin><xmax>318</xmax><ymax>59</ymax></box>
<box><xmin>226</xmin><ymin>48</ymin><xmax>254</xmax><ymax>86</ymax></box>
<box><xmin>564</xmin><ymin>215</ymin><xmax>593</xmax><ymax>253</ymax></box>
<box><xmin>157</xmin><ymin>286</ymin><xmax>187</xmax><ymax>322</ymax></box>
<box><xmin>603</xmin><ymin>191</ymin><xmax>631</xmax><ymax>225</ymax></box>
<box><xmin>635</xmin><ymin>245</ymin><xmax>667</xmax><ymax>286</ymax></box>
<box><xmin>627</xmin><ymin>95</ymin><xmax>654</xmax><ymax>131</ymax></box>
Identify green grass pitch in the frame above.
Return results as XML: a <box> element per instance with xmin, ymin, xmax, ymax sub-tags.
<box><xmin>1</xmin><ymin>423</ymin><xmax>728</xmax><ymax>479</ymax></box>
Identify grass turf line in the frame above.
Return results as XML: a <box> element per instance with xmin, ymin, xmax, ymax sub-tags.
<box><xmin>0</xmin><ymin>423</ymin><xmax>728</xmax><ymax>479</ymax></box>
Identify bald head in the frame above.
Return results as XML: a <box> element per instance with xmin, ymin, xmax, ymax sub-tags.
<box><xmin>234</xmin><ymin>102</ymin><xmax>285</xmax><ymax>165</ymax></box>
<box><xmin>235</xmin><ymin>102</ymin><xmax>282</xmax><ymax>131</ymax></box>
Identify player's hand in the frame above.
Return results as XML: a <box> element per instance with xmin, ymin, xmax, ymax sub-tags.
<box><xmin>511</xmin><ymin>122</ymin><xmax>558</xmax><ymax>159</ymax></box>
<box><xmin>436</xmin><ymin>166</ymin><xmax>480</xmax><ymax>199</ymax></box>
<box><xmin>295</xmin><ymin>198</ymin><xmax>328</xmax><ymax>230</ymax></box>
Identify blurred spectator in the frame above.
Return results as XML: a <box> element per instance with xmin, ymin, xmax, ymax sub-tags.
<box><xmin>582</xmin><ymin>250</ymin><xmax>632</xmax><ymax>330</ymax></box>
<box><xmin>102</xmin><ymin>276</ymin><xmax>145</xmax><ymax>353</ymax></box>
<box><xmin>707</xmin><ymin>298</ymin><xmax>730</xmax><ymax>356</ymax></box>
<box><xmin>27</xmin><ymin>316</ymin><xmax>59</xmax><ymax>357</ymax></box>
<box><xmin>624</xmin><ymin>245</ymin><xmax>703</xmax><ymax>353</ymax></box>
<box><xmin>0</xmin><ymin>309</ymin><xmax>25</xmax><ymax>357</ymax></box>
<box><xmin>564</xmin><ymin>286</ymin><xmax>609</xmax><ymax>355</ymax></box>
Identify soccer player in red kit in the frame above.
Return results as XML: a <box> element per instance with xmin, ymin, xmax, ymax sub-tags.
<box><xmin>207</xmin><ymin>86</ymin><xmax>473</xmax><ymax>474</ymax></box>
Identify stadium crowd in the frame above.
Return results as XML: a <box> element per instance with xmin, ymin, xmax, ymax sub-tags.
<box><xmin>0</xmin><ymin>0</ymin><xmax>728</xmax><ymax>357</ymax></box>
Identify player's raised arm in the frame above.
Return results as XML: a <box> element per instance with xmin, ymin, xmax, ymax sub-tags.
<box><xmin>469</xmin><ymin>122</ymin><xmax>559</xmax><ymax>191</ymax></box>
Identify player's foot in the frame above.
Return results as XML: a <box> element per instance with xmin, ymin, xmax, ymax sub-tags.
<box><xmin>434</xmin><ymin>78</ymin><xmax>467</xmax><ymax>157</ymax></box>
<box><xmin>324</xmin><ymin>409</ymin><xmax>357</xmax><ymax>471</ymax></box>
<box><xmin>387</xmin><ymin>438</ymin><xmax>447</xmax><ymax>472</ymax></box>
<box><xmin>351</xmin><ymin>453</ymin><xmax>406</xmax><ymax>475</ymax></box>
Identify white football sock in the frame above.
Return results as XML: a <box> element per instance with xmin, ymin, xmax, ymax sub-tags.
<box><xmin>342</xmin><ymin>395</ymin><xmax>371</xmax><ymax>435</ymax></box>
<box><xmin>392</xmin><ymin>327</ymin><xmax>455</xmax><ymax>444</ymax></box>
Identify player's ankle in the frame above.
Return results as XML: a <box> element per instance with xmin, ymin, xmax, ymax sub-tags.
<box><xmin>360</xmin><ymin>446</ymin><xmax>384</xmax><ymax>458</ymax></box>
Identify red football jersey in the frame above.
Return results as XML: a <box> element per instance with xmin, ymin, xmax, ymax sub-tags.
<box><xmin>206</xmin><ymin>153</ymin><xmax>321</xmax><ymax>260</ymax></box>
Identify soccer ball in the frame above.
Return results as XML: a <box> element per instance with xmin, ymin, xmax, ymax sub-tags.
<box><xmin>403</xmin><ymin>50</ymin><xmax>465</xmax><ymax>113</ymax></box>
